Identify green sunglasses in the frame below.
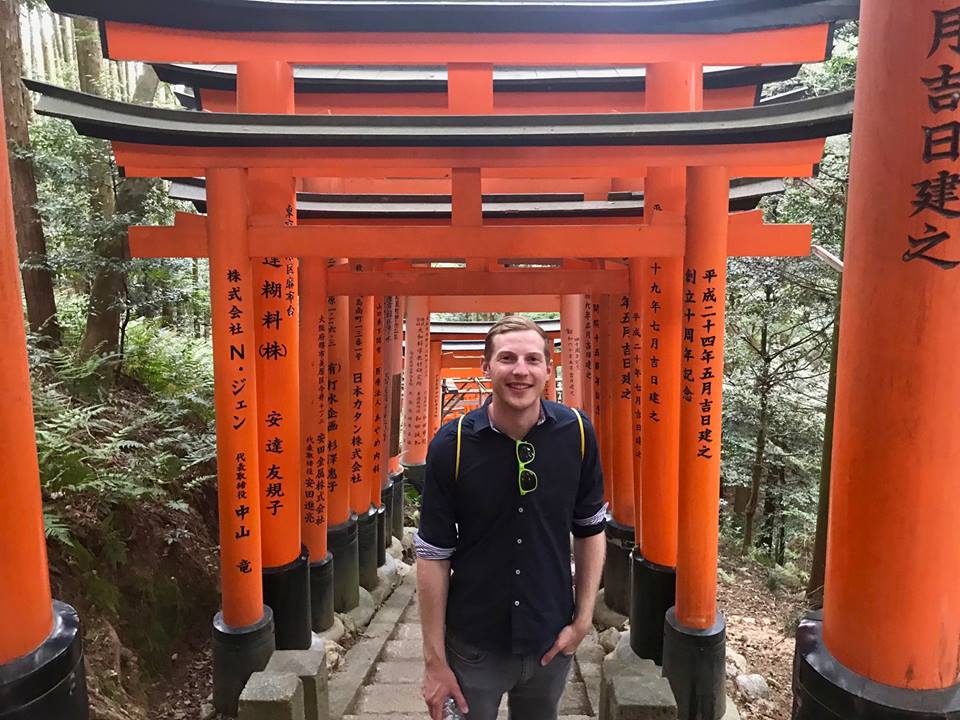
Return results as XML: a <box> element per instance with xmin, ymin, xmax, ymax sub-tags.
<box><xmin>516</xmin><ymin>440</ymin><xmax>538</xmax><ymax>496</ymax></box>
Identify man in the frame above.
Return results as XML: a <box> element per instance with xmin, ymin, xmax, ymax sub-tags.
<box><xmin>415</xmin><ymin>315</ymin><xmax>607</xmax><ymax>720</ymax></box>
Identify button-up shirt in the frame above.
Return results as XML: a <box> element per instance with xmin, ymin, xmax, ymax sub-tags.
<box><xmin>415</xmin><ymin>400</ymin><xmax>606</xmax><ymax>656</ymax></box>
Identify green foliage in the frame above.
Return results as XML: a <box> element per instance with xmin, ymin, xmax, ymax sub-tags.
<box><xmin>29</xmin><ymin>322</ymin><xmax>216</xmax><ymax>505</ymax></box>
<box><xmin>721</xmin><ymin>27</ymin><xmax>856</xmax><ymax>564</ymax></box>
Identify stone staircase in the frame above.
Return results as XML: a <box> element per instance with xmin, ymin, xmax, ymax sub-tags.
<box><xmin>343</xmin><ymin>590</ymin><xmax>596</xmax><ymax>720</ymax></box>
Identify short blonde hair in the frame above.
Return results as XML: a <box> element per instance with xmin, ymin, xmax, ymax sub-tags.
<box><xmin>483</xmin><ymin>315</ymin><xmax>552</xmax><ymax>363</ymax></box>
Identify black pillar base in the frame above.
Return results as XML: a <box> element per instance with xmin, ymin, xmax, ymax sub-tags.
<box><xmin>0</xmin><ymin>600</ymin><xmax>89</xmax><ymax>720</ymax></box>
<box><xmin>662</xmin><ymin>607</ymin><xmax>726</xmax><ymax>720</ymax></box>
<box><xmin>211</xmin><ymin>607</ymin><xmax>275</xmax><ymax>717</ymax></box>
<box><xmin>603</xmin><ymin>519</ymin><xmax>635</xmax><ymax>617</ymax></box>
<box><xmin>309</xmin><ymin>552</ymin><xmax>335</xmax><ymax>633</ymax></box>
<box><xmin>376</xmin><ymin>504</ymin><xmax>388</xmax><ymax>568</ymax></box>
<box><xmin>262</xmin><ymin>545</ymin><xmax>311</xmax><ymax>651</ymax></box>
<box><xmin>382</xmin><ymin>479</ymin><xmax>395</xmax><ymax>550</ymax></box>
<box><xmin>793</xmin><ymin>611</ymin><xmax>960</xmax><ymax>719</ymax></box>
<box><xmin>403</xmin><ymin>462</ymin><xmax>425</xmax><ymax>495</ymax></box>
<box><xmin>329</xmin><ymin>515</ymin><xmax>359</xmax><ymax>612</ymax></box>
<box><xmin>629</xmin><ymin>550</ymin><xmax>676</xmax><ymax>665</ymax></box>
<box><xmin>391</xmin><ymin>469</ymin><xmax>408</xmax><ymax>539</ymax></box>
<box><xmin>358</xmin><ymin>507</ymin><xmax>380</xmax><ymax>591</ymax></box>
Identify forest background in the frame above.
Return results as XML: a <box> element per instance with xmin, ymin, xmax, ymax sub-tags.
<box><xmin>1</xmin><ymin>2</ymin><xmax>856</xmax><ymax>717</ymax></box>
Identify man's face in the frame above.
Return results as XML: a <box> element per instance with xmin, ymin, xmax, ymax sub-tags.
<box><xmin>482</xmin><ymin>329</ymin><xmax>551</xmax><ymax>413</ymax></box>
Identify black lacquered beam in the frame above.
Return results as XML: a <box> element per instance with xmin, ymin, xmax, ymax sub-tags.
<box><xmin>27</xmin><ymin>79</ymin><xmax>854</xmax><ymax>148</ymax></box>
<box><xmin>47</xmin><ymin>0</ymin><xmax>859</xmax><ymax>35</ymax></box>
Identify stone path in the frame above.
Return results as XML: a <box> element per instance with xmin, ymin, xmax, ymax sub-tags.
<box><xmin>343</xmin><ymin>588</ymin><xmax>597</xmax><ymax>719</ymax></box>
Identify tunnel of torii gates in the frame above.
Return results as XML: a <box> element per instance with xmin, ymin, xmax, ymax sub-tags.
<box><xmin>2</xmin><ymin>0</ymin><xmax>959</xmax><ymax>719</ymax></box>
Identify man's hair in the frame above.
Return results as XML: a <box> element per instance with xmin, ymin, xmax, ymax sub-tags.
<box><xmin>483</xmin><ymin>315</ymin><xmax>552</xmax><ymax>363</ymax></box>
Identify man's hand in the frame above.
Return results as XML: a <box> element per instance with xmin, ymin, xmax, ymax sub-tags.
<box><xmin>540</xmin><ymin>621</ymin><xmax>590</xmax><ymax>666</ymax></box>
<box><xmin>422</xmin><ymin>662</ymin><xmax>469</xmax><ymax>720</ymax></box>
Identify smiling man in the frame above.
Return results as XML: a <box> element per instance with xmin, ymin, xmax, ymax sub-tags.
<box><xmin>415</xmin><ymin>315</ymin><xmax>607</xmax><ymax>720</ymax></box>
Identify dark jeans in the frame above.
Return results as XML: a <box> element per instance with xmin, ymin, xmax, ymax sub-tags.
<box><xmin>446</xmin><ymin>634</ymin><xmax>573</xmax><ymax>720</ymax></box>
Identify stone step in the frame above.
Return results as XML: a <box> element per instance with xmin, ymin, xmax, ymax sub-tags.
<box><xmin>393</xmin><ymin>622</ymin><xmax>423</xmax><ymax>640</ymax></box>
<box><xmin>381</xmin><ymin>639</ymin><xmax>424</xmax><ymax>661</ymax></box>
<box><xmin>372</xmin><ymin>661</ymin><xmax>423</xmax><ymax>684</ymax></box>
<box><xmin>354</xmin><ymin>683</ymin><xmax>426</xmax><ymax>714</ymax></box>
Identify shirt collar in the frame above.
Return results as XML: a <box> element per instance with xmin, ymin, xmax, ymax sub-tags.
<box><xmin>476</xmin><ymin>398</ymin><xmax>555</xmax><ymax>434</ymax></box>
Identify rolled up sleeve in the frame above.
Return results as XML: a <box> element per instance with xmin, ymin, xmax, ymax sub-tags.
<box><xmin>415</xmin><ymin>424</ymin><xmax>459</xmax><ymax>560</ymax></box>
<box><xmin>571</xmin><ymin>411</ymin><xmax>607</xmax><ymax>538</ymax></box>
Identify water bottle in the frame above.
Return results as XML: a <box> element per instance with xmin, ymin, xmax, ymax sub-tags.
<box><xmin>442</xmin><ymin>697</ymin><xmax>466</xmax><ymax>719</ymax></box>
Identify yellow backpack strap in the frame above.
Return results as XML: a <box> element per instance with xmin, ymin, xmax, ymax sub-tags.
<box><xmin>455</xmin><ymin>414</ymin><xmax>465</xmax><ymax>480</ymax></box>
<box><xmin>574</xmin><ymin>408</ymin><xmax>585</xmax><ymax>460</ymax></box>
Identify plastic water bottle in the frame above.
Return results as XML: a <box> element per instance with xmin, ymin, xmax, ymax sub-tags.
<box><xmin>442</xmin><ymin>697</ymin><xmax>466</xmax><ymax>719</ymax></box>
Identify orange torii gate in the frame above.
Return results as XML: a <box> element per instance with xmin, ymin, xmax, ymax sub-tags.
<box><xmin>20</xmin><ymin>3</ymin><xmax>868</xmax><ymax>720</ymax></box>
<box><xmin>28</xmin><ymin>80</ymin><xmax>845</xmax><ymax>720</ymax></box>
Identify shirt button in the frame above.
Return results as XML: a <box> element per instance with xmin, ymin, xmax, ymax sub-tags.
<box><xmin>517</xmin><ymin>538</ymin><xmax>522</xmax><ymax>545</ymax></box>
<box><xmin>514</xmin><ymin>600</ymin><xmax>520</xmax><ymax>607</ymax></box>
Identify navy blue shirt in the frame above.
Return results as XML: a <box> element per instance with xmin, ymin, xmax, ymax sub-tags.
<box><xmin>415</xmin><ymin>400</ymin><xmax>606</xmax><ymax>656</ymax></box>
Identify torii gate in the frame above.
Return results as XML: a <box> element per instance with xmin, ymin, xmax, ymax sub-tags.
<box><xmin>30</xmin><ymin>76</ymin><xmax>844</xmax><ymax>719</ymax></box>
<box><xmin>19</xmin><ymin>2</ymin><xmax>869</xmax><ymax>720</ymax></box>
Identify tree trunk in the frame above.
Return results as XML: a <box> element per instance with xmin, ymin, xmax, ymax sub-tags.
<box><xmin>1</xmin><ymin>0</ymin><xmax>61</xmax><ymax>347</ymax></box>
<box><xmin>759</xmin><ymin>467</ymin><xmax>776</xmax><ymax>554</ymax></box>
<box><xmin>40</xmin><ymin>12</ymin><xmax>55</xmax><ymax>81</ymax></box>
<box><xmin>20</xmin><ymin>9</ymin><xmax>32</xmax><ymax>80</ymax></box>
<box><xmin>774</xmin><ymin>466</ymin><xmax>786</xmax><ymax>566</ymax></box>
<box><xmin>742</xmin><ymin>388</ymin><xmax>769</xmax><ymax>553</ymax></box>
<box><xmin>73</xmin><ymin>17</ymin><xmax>104</xmax><ymax>94</ymax></box>
<box><xmin>742</xmin><ymin>314</ymin><xmax>771</xmax><ymax>554</ymax></box>
<box><xmin>806</xmin><ymin>291</ymin><xmax>842</xmax><ymax>606</ymax></box>
<box><xmin>59</xmin><ymin>16</ymin><xmax>75</xmax><ymax>86</ymax></box>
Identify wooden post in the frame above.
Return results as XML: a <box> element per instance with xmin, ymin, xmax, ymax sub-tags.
<box><xmin>236</xmin><ymin>60</ymin><xmax>310</xmax><ymax>650</ymax></box>
<box><xmin>795</xmin><ymin>3</ymin><xmax>960</xmax><ymax>717</ymax></box>
<box><xmin>299</xmin><ymin>255</ymin><xmax>334</xmax><ymax>631</ymax></box>
<box><xmin>560</xmin><ymin>294</ymin><xmax>585</xmax><ymax>407</ymax></box>
<box><xmin>207</xmin><ymin>167</ymin><xmax>275</xmax><ymax>715</ymax></box>
<box><xmin>429</xmin><ymin>338</ymin><xmax>443</xmax><ymax>438</ymax></box>
<box><xmin>0</xmin><ymin>84</ymin><xmax>91</xmax><ymax>720</ymax></box>
<box><xmin>386</xmin><ymin>296</ymin><xmax>406</xmax><ymax>540</ymax></box>
<box><xmin>663</xmin><ymin>165</ymin><xmax>729</xmax><ymax>720</ymax></box>
<box><xmin>351</xmin><ymin>294</ymin><xmax>378</xmax><ymax>590</ymax></box>
<box><xmin>401</xmin><ymin>296</ymin><xmax>431</xmax><ymax>490</ymax></box>
<box><xmin>632</xmin><ymin>61</ymin><xmax>702</xmax><ymax>663</ymax></box>
<box><xmin>326</xmin><ymin>293</ymin><xmax>359</xmax><ymax>611</ymax></box>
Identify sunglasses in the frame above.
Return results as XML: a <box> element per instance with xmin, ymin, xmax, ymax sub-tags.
<box><xmin>516</xmin><ymin>440</ymin><xmax>538</xmax><ymax>496</ymax></box>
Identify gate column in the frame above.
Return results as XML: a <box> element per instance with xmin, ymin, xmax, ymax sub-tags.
<box><xmin>0</xmin><ymin>80</ymin><xmax>89</xmax><ymax>720</ymax></box>
<box><xmin>663</xmin><ymin>165</ymin><xmax>728</xmax><ymax>720</ymax></box>
<box><xmin>794</xmin><ymin>2</ymin><xmax>960</xmax><ymax>717</ymax></box>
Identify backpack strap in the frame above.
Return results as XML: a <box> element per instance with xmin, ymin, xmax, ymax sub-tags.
<box><xmin>455</xmin><ymin>414</ymin><xmax>465</xmax><ymax>480</ymax></box>
<box><xmin>573</xmin><ymin>408</ymin><xmax>585</xmax><ymax>460</ymax></box>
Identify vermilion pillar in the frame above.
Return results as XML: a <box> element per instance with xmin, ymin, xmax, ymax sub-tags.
<box><xmin>428</xmin><ymin>338</ymin><xmax>443</xmax><ymax>438</ymax></box>
<box><xmin>385</xmin><ymin>296</ymin><xmax>406</xmax><ymax>541</ymax></box>
<box><xmin>371</xmin><ymin>295</ymin><xmax>389</xmax><ymax>567</ymax></box>
<box><xmin>544</xmin><ymin>354</ymin><xmax>558</xmax><ymax>402</ymax></box>
<box><xmin>603</xmin><ymin>292</ymin><xmax>636</xmax><ymax>617</ymax></box>
<box><xmin>582</xmin><ymin>295</ymin><xmax>595</xmax><ymax>419</ymax></box>
<box><xmin>794</xmin><ymin>3</ymin><xmax>960</xmax><ymax>717</ymax></box>
<box><xmin>299</xmin><ymin>256</ymin><xmax>334</xmax><ymax>632</ymax></box>
<box><xmin>207</xmin><ymin>168</ymin><xmax>275</xmax><ymax>716</ymax></box>
<box><xmin>560</xmin><ymin>295</ymin><xmax>585</xmax><ymax>407</ymax></box>
<box><xmin>236</xmin><ymin>61</ymin><xmax>310</xmax><ymax>651</ymax></box>
<box><xmin>351</xmin><ymin>294</ymin><xmax>379</xmax><ymax>590</ymax></box>
<box><xmin>632</xmin><ymin>61</ymin><xmax>702</xmax><ymax>664</ymax></box>
<box><xmin>401</xmin><ymin>296</ymin><xmax>431</xmax><ymax>492</ymax></box>
<box><xmin>0</xmin><ymin>81</ymin><xmax>88</xmax><ymax>718</ymax></box>
<box><xmin>327</xmin><ymin>294</ymin><xmax>359</xmax><ymax>611</ymax></box>
<box><xmin>663</xmin><ymin>165</ymin><xmax>729</xmax><ymax>720</ymax></box>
